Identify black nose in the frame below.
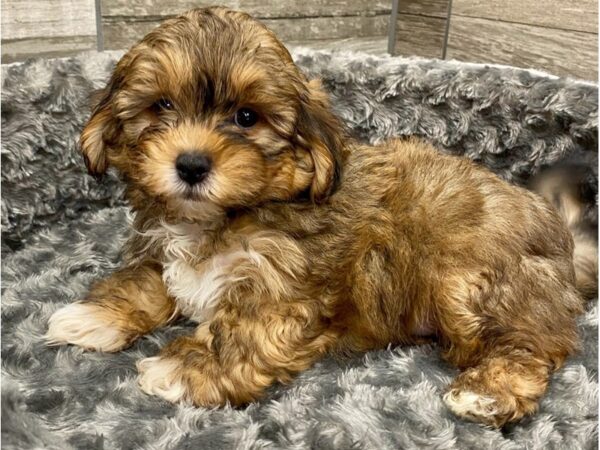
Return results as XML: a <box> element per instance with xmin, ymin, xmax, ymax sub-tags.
<box><xmin>175</xmin><ymin>152</ymin><xmax>211</xmax><ymax>186</ymax></box>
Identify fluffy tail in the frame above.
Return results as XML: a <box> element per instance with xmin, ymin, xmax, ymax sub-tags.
<box><xmin>531</xmin><ymin>164</ymin><xmax>598</xmax><ymax>299</ymax></box>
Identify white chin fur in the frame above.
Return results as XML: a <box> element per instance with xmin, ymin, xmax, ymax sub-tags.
<box><xmin>46</xmin><ymin>302</ymin><xmax>129</xmax><ymax>352</ymax></box>
<box><xmin>137</xmin><ymin>356</ymin><xmax>188</xmax><ymax>403</ymax></box>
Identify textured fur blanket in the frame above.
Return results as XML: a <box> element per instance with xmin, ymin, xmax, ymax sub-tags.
<box><xmin>2</xmin><ymin>49</ymin><xmax>598</xmax><ymax>449</ymax></box>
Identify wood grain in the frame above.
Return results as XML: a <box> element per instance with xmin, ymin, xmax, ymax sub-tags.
<box><xmin>452</xmin><ymin>0</ymin><xmax>598</xmax><ymax>34</ymax></box>
<box><xmin>397</xmin><ymin>0</ymin><xmax>449</xmax><ymax>19</ymax></box>
<box><xmin>447</xmin><ymin>16</ymin><xmax>598</xmax><ymax>80</ymax></box>
<box><xmin>1</xmin><ymin>0</ymin><xmax>96</xmax><ymax>40</ymax></box>
<box><xmin>1</xmin><ymin>0</ymin><xmax>97</xmax><ymax>62</ymax></box>
<box><xmin>265</xmin><ymin>15</ymin><xmax>389</xmax><ymax>40</ymax></box>
<box><xmin>102</xmin><ymin>14</ymin><xmax>389</xmax><ymax>50</ymax></box>
<box><xmin>101</xmin><ymin>20</ymin><xmax>156</xmax><ymax>51</ymax></box>
<box><xmin>101</xmin><ymin>0</ymin><xmax>391</xmax><ymax>19</ymax></box>
<box><xmin>242</xmin><ymin>0</ymin><xmax>391</xmax><ymax>18</ymax></box>
<box><xmin>287</xmin><ymin>36</ymin><xmax>388</xmax><ymax>54</ymax></box>
<box><xmin>101</xmin><ymin>0</ymin><xmax>236</xmax><ymax>18</ymax></box>
<box><xmin>388</xmin><ymin>0</ymin><xmax>449</xmax><ymax>58</ymax></box>
<box><xmin>394</xmin><ymin>14</ymin><xmax>446</xmax><ymax>59</ymax></box>
<box><xmin>1</xmin><ymin>36</ymin><xmax>97</xmax><ymax>63</ymax></box>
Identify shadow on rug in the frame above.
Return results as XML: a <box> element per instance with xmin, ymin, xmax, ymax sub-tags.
<box><xmin>2</xmin><ymin>48</ymin><xmax>597</xmax><ymax>449</ymax></box>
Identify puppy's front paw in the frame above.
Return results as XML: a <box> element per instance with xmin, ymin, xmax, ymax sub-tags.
<box><xmin>137</xmin><ymin>356</ymin><xmax>188</xmax><ymax>403</ymax></box>
<box><xmin>46</xmin><ymin>302</ymin><xmax>131</xmax><ymax>352</ymax></box>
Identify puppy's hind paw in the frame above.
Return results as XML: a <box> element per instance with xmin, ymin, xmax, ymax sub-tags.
<box><xmin>443</xmin><ymin>388</ymin><xmax>499</xmax><ymax>425</ymax></box>
<box><xmin>46</xmin><ymin>302</ymin><xmax>131</xmax><ymax>352</ymax></box>
<box><xmin>137</xmin><ymin>356</ymin><xmax>189</xmax><ymax>404</ymax></box>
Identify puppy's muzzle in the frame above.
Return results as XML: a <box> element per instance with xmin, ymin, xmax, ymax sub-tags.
<box><xmin>176</xmin><ymin>152</ymin><xmax>212</xmax><ymax>186</ymax></box>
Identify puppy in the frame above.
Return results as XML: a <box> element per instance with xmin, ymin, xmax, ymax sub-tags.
<box><xmin>46</xmin><ymin>7</ymin><xmax>595</xmax><ymax>427</ymax></box>
<box><xmin>530</xmin><ymin>163</ymin><xmax>598</xmax><ymax>299</ymax></box>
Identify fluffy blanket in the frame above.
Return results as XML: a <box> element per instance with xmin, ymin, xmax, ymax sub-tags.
<box><xmin>2</xmin><ymin>49</ymin><xmax>598</xmax><ymax>450</ymax></box>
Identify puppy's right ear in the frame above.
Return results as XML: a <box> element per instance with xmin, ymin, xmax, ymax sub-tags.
<box><xmin>80</xmin><ymin>72</ymin><xmax>121</xmax><ymax>178</ymax></box>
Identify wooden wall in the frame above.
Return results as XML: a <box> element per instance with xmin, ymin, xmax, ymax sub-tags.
<box><xmin>1</xmin><ymin>0</ymin><xmax>97</xmax><ymax>62</ymax></box>
<box><xmin>393</xmin><ymin>0</ymin><xmax>598</xmax><ymax>80</ymax></box>
<box><xmin>2</xmin><ymin>0</ymin><xmax>598</xmax><ymax>81</ymax></box>
<box><xmin>99</xmin><ymin>0</ymin><xmax>391</xmax><ymax>53</ymax></box>
<box><xmin>395</xmin><ymin>0</ymin><xmax>449</xmax><ymax>59</ymax></box>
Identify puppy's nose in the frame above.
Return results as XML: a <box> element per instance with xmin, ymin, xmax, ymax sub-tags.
<box><xmin>175</xmin><ymin>152</ymin><xmax>211</xmax><ymax>186</ymax></box>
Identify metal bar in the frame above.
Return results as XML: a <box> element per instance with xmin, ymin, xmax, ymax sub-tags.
<box><xmin>441</xmin><ymin>0</ymin><xmax>453</xmax><ymax>59</ymax></box>
<box><xmin>95</xmin><ymin>0</ymin><xmax>104</xmax><ymax>52</ymax></box>
<box><xmin>387</xmin><ymin>0</ymin><xmax>400</xmax><ymax>55</ymax></box>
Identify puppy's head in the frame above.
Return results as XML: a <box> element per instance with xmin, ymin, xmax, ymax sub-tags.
<box><xmin>81</xmin><ymin>7</ymin><xmax>344</xmax><ymax>217</ymax></box>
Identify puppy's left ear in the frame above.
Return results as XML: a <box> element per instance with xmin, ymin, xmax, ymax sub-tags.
<box><xmin>297</xmin><ymin>79</ymin><xmax>345</xmax><ymax>202</ymax></box>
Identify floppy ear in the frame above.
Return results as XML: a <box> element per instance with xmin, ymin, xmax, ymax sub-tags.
<box><xmin>296</xmin><ymin>79</ymin><xmax>345</xmax><ymax>202</ymax></box>
<box><xmin>79</xmin><ymin>72</ymin><xmax>121</xmax><ymax>178</ymax></box>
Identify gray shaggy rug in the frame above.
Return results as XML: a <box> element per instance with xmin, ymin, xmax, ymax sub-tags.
<box><xmin>2</xmin><ymin>48</ymin><xmax>598</xmax><ymax>450</ymax></box>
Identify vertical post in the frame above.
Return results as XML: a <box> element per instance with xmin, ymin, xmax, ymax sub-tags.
<box><xmin>95</xmin><ymin>0</ymin><xmax>104</xmax><ymax>52</ymax></box>
<box><xmin>387</xmin><ymin>0</ymin><xmax>400</xmax><ymax>55</ymax></box>
<box><xmin>441</xmin><ymin>0</ymin><xmax>453</xmax><ymax>59</ymax></box>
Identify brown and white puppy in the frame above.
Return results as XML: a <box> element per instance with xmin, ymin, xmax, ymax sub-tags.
<box><xmin>46</xmin><ymin>7</ymin><xmax>595</xmax><ymax>427</ymax></box>
<box><xmin>530</xmin><ymin>164</ymin><xmax>598</xmax><ymax>300</ymax></box>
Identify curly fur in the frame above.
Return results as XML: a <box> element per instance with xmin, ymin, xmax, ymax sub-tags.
<box><xmin>2</xmin><ymin>14</ymin><xmax>597</xmax><ymax>448</ymax></box>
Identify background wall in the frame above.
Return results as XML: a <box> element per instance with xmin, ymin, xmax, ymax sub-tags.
<box><xmin>2</xmin><ymin>0</ymin><xmax>98</xmax><ymax>61</ymax></box>
<box><xmin>1</xmin><ymin>0</ymin><xmax>598</xmax><ymax>81</ymax></box>
<box><xmin>100</xmin><ymin>0</ymin><xmax>391</xmax><ymax>53</ymax></box>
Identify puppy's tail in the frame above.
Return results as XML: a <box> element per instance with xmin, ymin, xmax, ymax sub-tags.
<box><xmin>531</xmin><ymin>164</ymin><xmax>598</xmax><ymax>299</ymax></box>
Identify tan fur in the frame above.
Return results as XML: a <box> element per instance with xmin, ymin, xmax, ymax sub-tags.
<box><xmin>48</xmin><ymin>7</ymin><xmax>591</xmax><ymax>427</ymax></box>
<box><xmin>48</xmin><ymin>262</ymin><xmax>176</xmax><ymax>352</ymax></box>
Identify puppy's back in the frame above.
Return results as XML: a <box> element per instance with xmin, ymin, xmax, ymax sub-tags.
<box><xmin>345</xmin><ymin>137</ymin><xmax>575</xmax><ymax>266</ymax></box>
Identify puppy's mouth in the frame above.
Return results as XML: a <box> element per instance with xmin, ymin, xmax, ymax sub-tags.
<box><xmin>168</xmin><ymin>176</ymin><xmax>219</xmax><ymax>218</ymax></box>
<box><xmin>170</xmin><ymin>172</ymin><xmax>211</xmax><ymax>202</ymax></box>
<box><xmin>177</xmin><ymin>183</ymin><xmax>208</xmax><ymax>202</ymax></box>
<box><xmin>182</xmin><ymin>187</ymin><xmax>205</xmax><ymax>201</ymax></box>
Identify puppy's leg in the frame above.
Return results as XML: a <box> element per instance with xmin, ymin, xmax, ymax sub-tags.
<box><xmin>137</xmin><ymin>300</ymin><xmax>333</xmax><ymax>405</ymax></box>
<box><xmin>47</xmin><ymin>262</ymin><xmax>176</xmax><ymax>352</ymax></box>
<box><xmin>438</xmin><ymin>260</ymin><xmax>582</xmax><ymax>427</ymax></box>
<box><xmin>443</xmin><ymin>352</ymin><xmax>551</xmax><ymax>427</ymax></box>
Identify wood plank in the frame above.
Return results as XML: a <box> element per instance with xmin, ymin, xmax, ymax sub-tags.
<box><xmin>394</xmin><ymin>14</ymin><xmax>446</xmax><ymax>59</ymax></box>
<box><xmin>101</xmin><ymin>0</ymin><xmax>237</xmax><ymax>18</ymax></box>
<box><xmin>265</xmin><ymin>15</ymin><xmax>389</xmax><ymax>41</ymax></box>
<box><xmin>101</xmin><ymin>0</ymin><xmax>391</xmax><ymax>19</ymax></box>
<box><xmin>243</xmin><ymin>0</ymin><xmax>391</xmax><ymax>18</ymax></box>
<box><xmin>447</xmin><ymin>16</ymin><xmax>598</xmax><ymax>81</ymax></box>
<box><xmin>1</xmin><ymin>0</ymin><xmax>96</xmax><ymax>40</ymax></box>
<box><xmin>102</xmin><ymin>20</ymin><xmax>157</xmax><ymax>50</ymax></box>
<box><xmin>397</xmin><ymin>0</ymin><xmax>449</xmax><ymax>19</ymax></box>
<box><xmin>287</xmin><ymin>36</ymin><xmax>388</xmax><ymax>54</ymax></box>
<box><xmin>102</xmin><ymin>14</ymin><xmax>389</xmax><ymax>50</ymax></box>
<box><xmin>1</xmin><ymin>35</ymin><xmax>96</xmax><ymax>63</ymax></box>
<box><xmin>453</xmin><ymin>0</ymin><xmax>597</xmax><ymax>34</ymax></box>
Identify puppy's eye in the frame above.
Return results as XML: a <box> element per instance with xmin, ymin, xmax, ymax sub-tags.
<box><xmin>152</xmin><ymin>97</ymin><xmax>174</xmax><ymax>112</ymax></box>
<box><xmin>234</xmin><ymin>108</ymin><xmax>259</xmax><ymax>128</ymax></box>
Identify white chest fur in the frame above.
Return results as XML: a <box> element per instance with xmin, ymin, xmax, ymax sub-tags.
<box><xmin>145</xmin><ymin>222</ymin><xmax>229</xmax><ymax>322</ymax></box>
<box><xmin>163</xmin><ymin>250</ymin><xmax>244</xmax><ymax>323</ymax></box>
<box><xmin>144</xmin><ymin>221</ymin><xmax>297</xmax><ymax>323</ymax></box>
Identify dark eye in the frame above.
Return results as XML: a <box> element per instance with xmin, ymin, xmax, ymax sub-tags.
<box><xmin>234</xmin><ymin>108</ymin><xmax>259</xmax><ymax>128</ymax></box>
<box><xmin>153</xmin><ymin>97</ymin><xmax>174</xmax><ymax>112</ymax></box>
